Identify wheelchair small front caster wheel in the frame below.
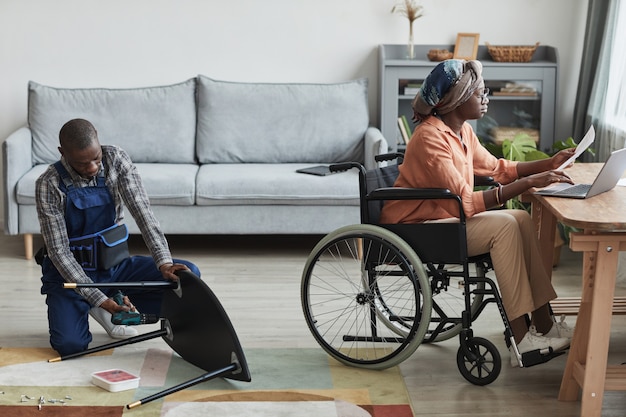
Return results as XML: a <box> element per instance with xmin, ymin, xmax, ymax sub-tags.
<box><xmin>456</xmin><ymin>336</ymin><xmax>501</xmax><ymax>385</ymax></box>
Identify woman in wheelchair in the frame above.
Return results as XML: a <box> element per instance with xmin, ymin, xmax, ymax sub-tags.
<box><xmin>380</xmin><ymin>59</ymin><xmax>577</xmax><ymax>367</ymax></box>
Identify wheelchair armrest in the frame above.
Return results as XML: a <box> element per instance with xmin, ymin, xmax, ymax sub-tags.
<box><xmin>367</xmin><ymin>187</ymin><xmax>466</xmax><ymax>223</ymax></box>
<box><xmin>368</xmin><ymin>187</ymin><xmax>456</xmax><ymax>201</ymax></box>
<box><xmin>474</xmin><ymin>175</ymin><xmax>498</xmax><ymax>187</ymax></box>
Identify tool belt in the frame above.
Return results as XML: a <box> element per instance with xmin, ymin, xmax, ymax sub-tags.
<box><xmin>69</xmin><ymin>224</ymin><xmax>130</xmax><ymax>271</ymax></box>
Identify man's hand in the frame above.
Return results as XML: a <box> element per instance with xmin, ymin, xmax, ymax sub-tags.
<box><xmin>99</xmin><ymin>295</ymin><xmax>136</xmax><ymax>314</ymax></box>
<box><xmin>159</xmin><ymin>263</ymin><xmax>189</xmax><ymax>281</ymax></box>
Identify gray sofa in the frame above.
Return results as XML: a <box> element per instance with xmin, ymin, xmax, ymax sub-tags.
<box><xmin>3</xmin><ymin>76</ymin><xmax>388</xmax><ymax>258</ymax></box>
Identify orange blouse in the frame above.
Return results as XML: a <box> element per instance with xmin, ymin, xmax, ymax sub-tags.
<box><xmin>379</xmin><ymin>116</ymin><xmax>519</xmax><ymax>224</ymax></box>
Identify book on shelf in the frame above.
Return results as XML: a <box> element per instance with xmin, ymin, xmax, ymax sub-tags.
<box><xmin>492</xmin><ymin>82</ymin><xmax>538</xmax><ymax>96</ymax></box>
<box><xmin>402</xmin><ymin>82</ymin><xmax>421</xmax><ymax>97</ymax></box>
<box><xmin>397</xmin><ymin>117</ymin><xmax>409</xmax><ymax>144</ymax></box>
<box><xmin>397</xmin><ymin>115</ymin><xmax>412</xmax><ymax>144</ymax></box>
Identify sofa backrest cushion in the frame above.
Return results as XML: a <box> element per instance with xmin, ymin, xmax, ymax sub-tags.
<box><xmin>196</xmin><ymin>76</ymin><xmax>369</xmax><ymax>164</ymax></box>
<box><xmin>28</xmin><ymin>79</ymin><xmax>197</xmax><ymax>164</ymax></box>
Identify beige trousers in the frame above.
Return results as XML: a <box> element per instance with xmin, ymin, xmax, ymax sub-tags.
<box><xmin>430</xmin><ymin>209</ymin><xmax>557</xmax><ymax>321</ymax></box>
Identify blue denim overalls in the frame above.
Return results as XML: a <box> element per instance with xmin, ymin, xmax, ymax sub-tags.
<box><xmin>40</xmin><ymin>161</ymin><xmax>198</xmax><ymax>356</ymax></box>
<box><xmin>55</xmin><ymin>161</ymin><xmax>116</xmax><ymax>246</ymax></box>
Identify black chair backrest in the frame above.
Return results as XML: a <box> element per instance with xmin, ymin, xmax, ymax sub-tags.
<box><xmin>364</xmin><ymin>163</ymin><xmax>400</xmax><ymax>224</ymax></box>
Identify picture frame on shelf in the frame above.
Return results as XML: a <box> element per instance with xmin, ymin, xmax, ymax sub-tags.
<box><xmin>453</xmin><ymin>33</ymin><xmax>480</xmax><ymax>60</ymax></box>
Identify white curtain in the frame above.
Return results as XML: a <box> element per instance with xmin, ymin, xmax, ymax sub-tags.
<box><xmin>587</xmin><ymin>0</ymin><xmax>626</xmax><ymax>161</ymax></box>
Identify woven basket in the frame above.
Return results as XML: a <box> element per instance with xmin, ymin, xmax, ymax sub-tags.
<box><xmin>490</xmin><ymin>127</ymin><xmax>539</xmax><ymax>145</ymax></box>
<box><xmin>427</xmin><ymin>49</ymin><xmax>453</xmax><ymax>62</ymax></box>
<box><xmin>486</xmin><ymin>42</ymin><xmax>540</xmax><ymax>62</ymax></box>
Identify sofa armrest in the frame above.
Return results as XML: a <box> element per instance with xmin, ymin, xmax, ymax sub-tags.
<box><xmin>363</xmin><ymin>127</ymin><xmax>389</xmax><ymax>170</ymax></box>
<box><xmin>3</xmin><ymin>127</ymin><xmax>33</xmax><ymax>235</ymax></box>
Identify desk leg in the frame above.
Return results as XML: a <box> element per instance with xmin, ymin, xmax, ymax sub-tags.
<box><xmin>558</xmin><ymin>250</ymin><xmax>594</xmax><ymax>401</ymax></box>
<box><xmin>559</xmin><ymin>238</ymin><xmax>619</xmax><ymax>417</ymax></box>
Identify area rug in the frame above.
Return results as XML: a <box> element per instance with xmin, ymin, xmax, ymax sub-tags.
<box><xmin>0</xmin><ymin>346</ymin><xmax>414</xmax><ymax>417</ymax></box>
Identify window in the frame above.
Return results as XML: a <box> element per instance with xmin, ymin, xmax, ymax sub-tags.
<box><xmin>587</xmin><ymin>0</ymin><xmax>626</xmax><ymax>160</ymax></box>
<box><xmin>604</xmin><ymin>0</ymin><xmax>626</xmax><ymax>129</ymax></box>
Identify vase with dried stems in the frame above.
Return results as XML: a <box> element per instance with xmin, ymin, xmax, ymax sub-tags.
<box><xmin>392</xmin><ymin>0</ymin><xmax>424</xmax><ymax>59</ymax></box>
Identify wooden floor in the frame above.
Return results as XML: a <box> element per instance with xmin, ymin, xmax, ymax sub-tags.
<box><xmin>2</xmin><ymin>232</ymin><xmax>626</xmax><ymax>416</ymax></box>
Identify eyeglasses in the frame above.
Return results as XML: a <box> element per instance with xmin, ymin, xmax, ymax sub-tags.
<box><xmin>476</xmin><ymin>88</ymin><xmax>490</xmax><ymax>103</ymax></box>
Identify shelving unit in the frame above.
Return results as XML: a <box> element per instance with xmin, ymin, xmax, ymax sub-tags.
<box><xmin>379</xmin><ymin>44</ymin><xmax>558</xmax><ymax>153</ymax></box>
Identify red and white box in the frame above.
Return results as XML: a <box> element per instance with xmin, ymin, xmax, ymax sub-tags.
<box><xmin>91</xmin><ymin>369</ymin><xmax>140</xmax><ymax>392</ymax></box>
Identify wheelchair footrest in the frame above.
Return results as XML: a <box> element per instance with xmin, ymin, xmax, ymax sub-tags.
<box><xmin>520</xmin><ymin>348</ymin><xmax>566</xmax><ymax>368</ymax></box>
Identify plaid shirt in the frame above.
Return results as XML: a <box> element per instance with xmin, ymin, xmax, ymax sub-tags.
<box><xmin>36</xmin><ymin>145</ymin><xmax>173</xmax><ymax>307</ymax></box>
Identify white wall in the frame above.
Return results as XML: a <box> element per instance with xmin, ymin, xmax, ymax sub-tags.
<box><xmin>0</xmin><ymin>0</ymin><xmax>588</xmax><ymax>221</ymax></box>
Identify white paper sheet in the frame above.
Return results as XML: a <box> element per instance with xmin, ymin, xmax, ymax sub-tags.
<box><xmin>557</xmin><ymin>125</ymin><xmax>595</xmax><ymax>170</ymax></box>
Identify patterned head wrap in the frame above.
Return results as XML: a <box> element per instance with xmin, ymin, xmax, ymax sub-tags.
<box><xmin>412</xmin><ymin>59</ymin><xmax>483</xmax><ymax>121</ymax></box>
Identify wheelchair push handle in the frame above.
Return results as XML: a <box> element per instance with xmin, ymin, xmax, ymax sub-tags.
<box><xmin>329</xmin><ymin>161</ymin><xmax>364</xmax><ymax>174</ymax></box>
<box><xmin>330</xmin><ymin>152</ymin><xmax>404</xmax><ymax>175</ymax></box>
<box><xmin>374</xmin><ymin>152</ymin><xmax>404</xmax><ymax>163</ymax></box>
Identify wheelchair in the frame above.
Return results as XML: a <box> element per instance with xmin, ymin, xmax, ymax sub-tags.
<box><xmin>300</xmin><ymin>153</ymin><xmax>564</xmax><ymax>385</ymax></box>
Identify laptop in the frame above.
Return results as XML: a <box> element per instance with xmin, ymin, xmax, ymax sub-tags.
<box><xmin>534</xmin><ymin>147</ymin><xmax>626</xmax><ymax>199</ymax></box>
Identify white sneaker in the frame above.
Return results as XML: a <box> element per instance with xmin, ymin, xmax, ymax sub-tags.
<box><xmin>543</xmin><ymin>315</ymin><xmax>575</xmax><ymax>339</ymax></box>
<box><xmin>89</xmin><ymin>307</ymin><xmax>138</xmax><ymax>339</ymax></box>
<box><xmin>510</xmin><ymin>330</ymin><xmax>570</xmax><ymax>367</ymax></box>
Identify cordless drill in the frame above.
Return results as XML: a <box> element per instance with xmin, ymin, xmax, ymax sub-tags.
<box><xmin>111</xmin><ymin>291</ymin><xmax>159</xmax><ymax>325</ymax></box>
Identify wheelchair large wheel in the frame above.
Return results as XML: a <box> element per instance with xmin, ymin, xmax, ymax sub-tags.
<box><xmin>456</xmin><ymin>336</ymin><xmax>501</xmax><ymax>386</ymax></box>
<box><xmin>426</xmin><ymin>262</ymin><xmax>487</xmax><ymax>343</ymax></box>
<box><xmin>301</xmin><ymin>224</ymin><xmax>431</xmax><ymax>370</ymax></box>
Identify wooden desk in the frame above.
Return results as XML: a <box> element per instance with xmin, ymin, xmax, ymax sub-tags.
<box><xmin>523</xmin><ymin>163</ymin><xmax>626</xmax><ymax>417</ymax></box>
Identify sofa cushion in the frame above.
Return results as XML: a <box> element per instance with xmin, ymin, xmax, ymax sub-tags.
<box><xmin>195</xmin><ymin>164</ymin><xmax>360</xmax><ymax>206</ymax></box>
<box><xmin>15</xmin><ymin>163</ymin><xmax>197</xmax><ymax>207</ymax></box>
<box><xmin>134</xmin><ymin>163</ymin><xmax>198</xmax><ymax>206</ymax></box>
<box><xmin>28</xmin><ymin>79</ymin><xmax>197</xmax><ymax>165</ymax></box>
<box><xmin>196</xmin><ymin>76</ymin><xmax>369</xmax><ymax>164</ymax></box>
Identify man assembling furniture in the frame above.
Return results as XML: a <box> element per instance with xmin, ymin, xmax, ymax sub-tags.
<box><xmin>35</xmin><ymin>118</ymin><xmax>200</xmax><ymax>356</ymax></box>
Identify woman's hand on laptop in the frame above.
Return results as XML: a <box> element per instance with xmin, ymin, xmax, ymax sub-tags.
<box><xmin>528</xmin><ymin>170</ymin><xmax>574</xmax><ymax>189</ymax></box>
